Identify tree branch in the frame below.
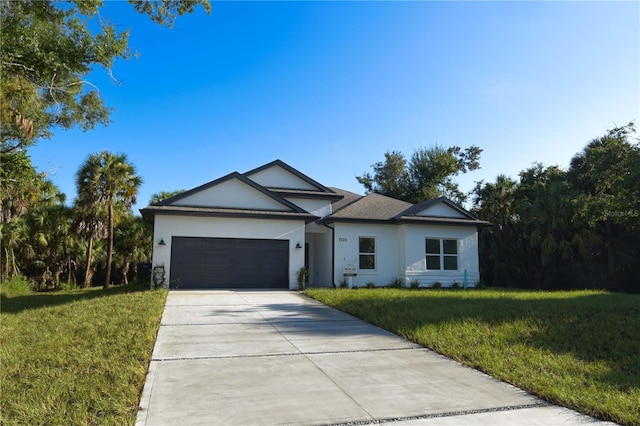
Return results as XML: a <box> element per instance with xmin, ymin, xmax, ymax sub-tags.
<box><xmin>1</xmin><ymin>61</ymin><xmax>35</xmax><ymax>72</ymax></box>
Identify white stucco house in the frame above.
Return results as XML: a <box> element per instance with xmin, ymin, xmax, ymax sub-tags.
<box><xmin>140</xmin><ymin>160</ymin><xmax>491</xmax><ymax>290</ymax></box>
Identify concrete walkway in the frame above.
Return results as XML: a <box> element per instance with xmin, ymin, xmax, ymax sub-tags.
<box><xmin>136</xmin><ymin>290</ymin><xmax>614</xmax><ymax>425</ymax></box>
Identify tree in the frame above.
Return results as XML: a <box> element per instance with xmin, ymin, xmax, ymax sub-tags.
<box><xmin>355</xmin><ymin>151</ymin><xmax>409</xmax><ymax>201</ymax></box>
<box><xmin>76</xmin><ymin>151</ymin><xmax>142</xmax><ymax>288</ymax></box>
<box><xmin>149</xmin><ymin>189</ymin><xmax>187</xmax><ymax>205</ymax></box>
<box><xmin>0</xmin><ymin>151</ymin><xmax>53</xmax><ymax>223</ymax></box>
<box><xmin>114</xmin><ymin>216</ymin><xmax>151</xmax><ymax>284</ymax></box>
<box><xmin>472</xmin><ymin>175</ymin><xmax>519</xmax><ymax>287</ymax></box>
<box><xmin>357</xmin><ymin>145</ymin><xmax>482</xmax><ymax>204</ymax></box>
<box><xmin>567</xmin><ymin>122</ymin><xmax>639</xmax><ymax>289</ymax></box>
<box><xmin>1</xmin><ymin>152</ymin><xmax>65</xmax><ymax>282</ymax></box>
<box><xmin>24</xmin><ymin>203</ymin><xmax>73</xmax><ymax>289</ymax></box>
<box><xmin>0</xmin><ymin>0</ymin><xmax>210</xmax><ymax>153</ymax></box>
<box><xmin>0</xmin><ymin>219</ymin><xmax>28</xmax><ymax>281</ymax></box>
<box><xmin>73</xmin><ymin>192</ymin><xmax>108</xmax><ymax>288</ymax></box>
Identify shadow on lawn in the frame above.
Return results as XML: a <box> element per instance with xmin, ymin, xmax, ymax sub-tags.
<box><xmin>0</xmin><ymin>283</ymin><xmax>155</xmax><ymax>314</ymax></box>
<box><xmin>312</xmin><ymin>290</ymin><xmax>640</xmax><ymax>394</ymax></box>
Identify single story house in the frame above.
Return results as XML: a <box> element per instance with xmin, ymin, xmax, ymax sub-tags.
<box><xmin>140</xmin><ymin>160</ymin><xmax>491</xmax><ymax>290</ymax></box>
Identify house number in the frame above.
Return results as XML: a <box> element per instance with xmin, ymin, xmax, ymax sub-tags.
<box><xmin>338</xmin><ymin>237</ymin><xmax>348</xmax><ymax>242</ymax></box>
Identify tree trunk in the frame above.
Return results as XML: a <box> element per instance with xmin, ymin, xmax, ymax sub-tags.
<box><xmin>105</xmin><ymin>203</ymin><xmax>113</xmax><ymax>289</ymax></box>
<box><xmin>82</xmin><ymin>237</ymin><xmax>93</xmax><ymax>288</ymax></box>
<box><xmin>605</xmin><ymin>219</ymin><xmax>616</xmax><ymax>289</ymax></box>
<box><xmin>122</xmin><ymin>260</ymin><xmax>130</xmax><ymax>285</ymax></box>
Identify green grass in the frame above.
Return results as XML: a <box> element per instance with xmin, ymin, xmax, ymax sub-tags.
<box><xmin>305</xmin><ymin>288</ymin><xmax>640</xmax><ymax>426</ymax></box>
<box><xmin>1</xmin><ymin>279</ymin><xmax>167</xmax><ymax>425</ymax></box>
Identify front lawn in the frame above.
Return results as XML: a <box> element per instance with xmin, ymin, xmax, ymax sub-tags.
<box><xmin>0</xmin><ymin>279</ymin><xmax>167</xmax><ymax>425</ymax></box>
<box><xmin>305</xmin><ymin>288</ymin><xmax>640</xmax><ymax>426</ymax></box>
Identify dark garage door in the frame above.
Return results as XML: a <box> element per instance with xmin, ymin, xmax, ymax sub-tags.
<box><xmin>170</xmin><ymin>237</ymin><xmax>289</xmax><ymax>289</ymax></box>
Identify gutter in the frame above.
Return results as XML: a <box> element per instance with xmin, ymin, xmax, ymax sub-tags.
<box><xmin>321</xmin><ymin>221</ymin><xmax>337</xmax><ymax>287</ymax></box>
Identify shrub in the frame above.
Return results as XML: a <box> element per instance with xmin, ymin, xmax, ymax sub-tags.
<box><xmin>339</xmin><ymin>279</ymin><xmax>349</xmax><ymax>288</ymax></box>
<box><xmin>409</xmin><ymin>279</ymin><xmax>420</xmax><ymax>289</ymax></box>
<box><xmin>296</xmin><ymin>267</ymin><xmax>309</xmax><ymax>290</ymax></box>
<box><xmin>431</xmin><ymin>281</ymin><xmax>442</xmax><ymax>289</ymax></box>
<box><xmin>365</xmin><ymin>281</ymin><xmax>376</xmax><ymax>289</ymax></box>
<box><xmin>388</xmin><ymin>277</ymin><xmax>404</xmax><ymax>288</ymax></box>
<box><xmin>451</xmin><ymin>281</ymin><xmax>461</xmax><ymax>289</ymax></box>
<box><xmin>0</xmin><ymin>276</ymin><xmax>31</xmax><ymax>296</ymax></box>
<box><xmin>151</xmin><ymin>264</ymin><xmax>166</xmax><ymax>289</ymax></box>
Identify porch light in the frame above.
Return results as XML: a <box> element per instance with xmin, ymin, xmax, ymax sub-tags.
<box><xmin>158</xmin><ymin>239</ymin><xmax>166</xmax><ymax>246</ymax></box>
<box><xmin>295</xmin><ymin>242</ymin><xmax>302</xmax><ymax>249</ymax></box>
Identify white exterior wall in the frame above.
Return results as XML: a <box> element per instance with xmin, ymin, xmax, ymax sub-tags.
<box><xmin>402</xmin><ymin>224</ymin><xmax>479</xmax><ymax>287</ymax></box>
<box><xmin>173</xmin><ymin>179</ymin><xmax>287</xmax><ymax>210</ymax></box>
<box><xmin>330</xmin><ymin>222</ymin><xmax>480</xmax><ymax>288</ymax></box>
<box><xmin>248</xmin><ymin>167</ymin><xmax>317</xmax><ymax>190</ymax></box>
<box><xmin>151</xmin><ymin>214</ymin><xmax>305</xmax><ymax>289</ymax></box>
<box><xmin>333</xmin><ymin>223</ymin><xmax>403</xmax><ymax>287</ymax></box>
<box><xmin>416</xmin><ymin>204</ymin><xmax>466</xmax><ymax>218</ymax></box>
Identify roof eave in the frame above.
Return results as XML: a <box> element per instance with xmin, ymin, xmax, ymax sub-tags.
<box><xmin>397</xmin><ymin>217</ymin><xmax>493</xmax><ymax>227</ymax></box>
<box><xmin>141</xmin><ymin>207</ymin><xmax>318</xmax><ymax>224</ymax></box>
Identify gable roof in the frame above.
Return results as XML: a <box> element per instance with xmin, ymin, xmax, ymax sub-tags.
<box><xmin>152</xmin><ymin>172</ymin><xmax>298</xmax><ymax>209</ymax></box>
<box><xmin>140</xmin><ymin>172</ymin><xmax>317</xmax><ymax>223</ymax></box>
<box><xmin>140</xmin><ymin>160</ymin><xmax>490</xmax><ymax>228</ymax></box>
<box><xmin>244</xmin><ymin>159</ymin><xmax>343</xmax><ymax>201</ymax></box>
<box><xmin>395</xmin><ymin>197</ymin><xmax>492</xmax><ymax>226</ymax></box>
<box><xmin>324</xmin><ymin>191</ymin><xmax>491</xmax><ymax>227</ymax></box>
<box><xmin>244</xmin><ymin>159</ymin><xmax>331</xmax><ymax>192</ymax></box>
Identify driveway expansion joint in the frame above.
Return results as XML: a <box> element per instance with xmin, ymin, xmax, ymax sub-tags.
<box><xmin>151</xmin><ymin>346</ymin><xmax>422</xmax><ymax>362</ymax></box>
<box><xmin>324</xmin><ymin>402</ymin><xmax>552</xmax><ymax>426</ymax></box>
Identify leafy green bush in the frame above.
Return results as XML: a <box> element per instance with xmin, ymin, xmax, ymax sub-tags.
<box><xmin>409</xmin><ymin>279</ymin><xmax>420</xmax><ymax>289</ymax></box>
<box><xmin>0</xmin><ymin>276</ymin><xmax>32</xmax><ymax>296</ymax></box>
<box><xmin>431</xmin><ymin>281</ymin><xmax>442</xmax><ymax>289</ymax></box>
<box><xmin>365</xmin><ymin>281</ymin><xmax>376</xmax><ymax>289</ymax></box>
<box><xmin>296</xmin><ymin>267</ymin><xmax>309</xmax><ymax>289</ymax></box>
<box><xmin>388</xmin><ymin>277</ymin><xmax>404</xmax><ymax>288</ymax></box>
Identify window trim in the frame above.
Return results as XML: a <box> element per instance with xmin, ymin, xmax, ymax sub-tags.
<box><xmin>425</xmin><ymin>238</ymin><xmax>459</xmax><ymax>271</ymax></box>
<box><xmin>358</xmin><ymin>236</ymin><xmax>376</xmax><ymax>270</ymax></box>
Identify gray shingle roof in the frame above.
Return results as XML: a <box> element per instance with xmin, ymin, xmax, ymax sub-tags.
<box><xmin>328</xmin><ymin>190</ymin><xmax>413</xmax><ymax>222</ymax></box>
<box><xmin>325</xmin><ymin>189</ymin><xmax>491</xmax><ymax>227</ymax></box>
<box><xmin>327</xmin><ymin>187</ymin><xmax>363</xmax><ymax>212</ymax></box>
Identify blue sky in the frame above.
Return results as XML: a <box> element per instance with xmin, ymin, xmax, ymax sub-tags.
<box><xmin>29</xmin><ymin>1</ymin><xmax>639</xmax><ymax>211</ymax></box>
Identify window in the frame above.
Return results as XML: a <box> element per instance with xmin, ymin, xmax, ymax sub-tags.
<box><xmin>426</xmin><ymin>238</ymin><xmax>458</xmax><ymax>270</ymax></box>
<box><xmin>359</xmin><ymin>237</ymin><xmax>376</xmax><ymax>270</ymax></box>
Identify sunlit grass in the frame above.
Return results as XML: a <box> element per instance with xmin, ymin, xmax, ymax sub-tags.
<box><xmin>305</xmin><ymin>288</ymin><xmax>640</xmax><ymax>426</ymax></box>
<box><xmin>0</xmin><ymin>281</ymin><xmax>167</xmax><ymax>425</ymax></box>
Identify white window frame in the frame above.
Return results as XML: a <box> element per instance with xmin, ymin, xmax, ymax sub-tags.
<box><xmin>426</xmin><ymin>238</ymin><xmax>458</xmax><ymax>271</ymax></box>
<box><xmin>358</xmin><ymin>236</ymin><xmax>376</xmax><ymax>270</ymax></box>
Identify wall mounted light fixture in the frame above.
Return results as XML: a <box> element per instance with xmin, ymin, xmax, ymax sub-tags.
<box><xmin>159</xmin><ymin>239</ymin><xmax>166</xmax><ymax>246</ymax></box>
<box><xmin>295</xmin><ymin>242</ymin><xmax>302</xmax><ymax>249</ymax></box>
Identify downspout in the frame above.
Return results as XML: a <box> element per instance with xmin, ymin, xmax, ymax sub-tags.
<box><xmin>322</xmin><ymin>221</ymin><xmax>336</xmax><ymax>287</ymax></box>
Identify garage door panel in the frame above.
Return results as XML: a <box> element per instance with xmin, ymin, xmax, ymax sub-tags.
<box><xmin>170</xmin><ymin>237</ymin><xmax>289</xmax><ymax>289</ymax></box>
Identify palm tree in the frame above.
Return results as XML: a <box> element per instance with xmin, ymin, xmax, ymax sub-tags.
<box><xmin>72</xmin><ymin>197</ymin><xmax>107</xmax><ymax>288</ymax></box>
<box><xmin>114</xmin><ymin>216</ymin><xmax>151</xmax><ymax>284</ymax></box>
<box><xmin>149</xmin><ymin>189</ymin><xmax>185</xmax><ymax>205</ymax></box>
<box><xmin>567</xmin><ymin>125</ymin><xmax>639</xmax><ymax>288</ymax></box>
<box><xmin>473</xmin><ymin>175</ymin><xmax>519</xmax><ymax>286</ymax></box>
<box><xmin>25</xmin><ymin>203</ymin><xmax>72</xmax><ymax>289</ymax></box>
<box><xmin>0</xmin><ymin>218</ymin><xmax>28</xmax><ymax>280</ymax></box>
<box><xmin>75</xmin><ymin>152</ymin><xmax>142</xmax><ymax>288</ymax></box>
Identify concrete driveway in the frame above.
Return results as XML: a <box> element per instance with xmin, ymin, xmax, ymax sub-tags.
<box><xmin>136</xmin><ymin>290</ymin><xmax>613</xmax><ymax>425</ymax></box>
